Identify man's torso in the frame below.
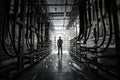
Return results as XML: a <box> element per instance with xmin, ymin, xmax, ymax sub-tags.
<box><xmin>58</xmin><ymin>39</ymin><xmax>63</xmax><ymax>47</ymax></box>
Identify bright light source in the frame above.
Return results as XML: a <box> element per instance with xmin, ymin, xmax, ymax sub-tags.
<box><xmin>50</xmin><ymin>29</ymin><xmax>70</xmax><ymax>52</ymax></box>
<box><xmin>54</xmin><ymin>27</ymin><xmax>66</xmax><ymax>30</ymax></box>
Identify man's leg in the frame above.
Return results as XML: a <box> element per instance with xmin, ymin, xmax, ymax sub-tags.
<box><xmin>61</xmin><ymin>46</ymin><xmax>62</xmax><ymax>55</ymax></box>
<box><xmin>58</xmin><ymin>47</ymin><xmax>60</xmax><ymax>55</ymax></box>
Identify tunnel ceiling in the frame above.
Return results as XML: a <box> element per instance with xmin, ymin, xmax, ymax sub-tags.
<box><xmin>45</xmin><ymin>0</ymin><xmax>75</xmax><ymax>29</ymax></box>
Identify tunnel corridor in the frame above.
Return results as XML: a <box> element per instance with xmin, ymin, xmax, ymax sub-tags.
<box><xmin>0</xmin><ymin>0</ymin><xmax>120</xmax><ymax>80</ymax></box>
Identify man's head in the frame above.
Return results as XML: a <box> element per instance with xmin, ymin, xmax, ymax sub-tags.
<box><xmin>59</xmin><ymin>36</ymin><xmax>61</xmax><ymax>39</ymax></box>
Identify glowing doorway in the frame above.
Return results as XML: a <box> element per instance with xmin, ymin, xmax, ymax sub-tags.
<box><xmin>50</xmin><ymin>27</ymin><xmax>70</xmax><ymax>53</ymax></box>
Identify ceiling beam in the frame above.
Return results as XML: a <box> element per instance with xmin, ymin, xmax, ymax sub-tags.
<box><xmin>34</xmin><ymin>4</ymin><xmax>79</xmax><ymax>6</ymax></box>
<box><xmin>48</xmin><ymin>12</ymin><xmax>71</xmax><ymax>17</ymax></box>
<box><xmin>50</xmin><ymin>18</ymin><xmax>79</xmax><ymax>20</ymax></box>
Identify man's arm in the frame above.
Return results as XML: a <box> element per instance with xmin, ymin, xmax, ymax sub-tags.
<box><xmin>57</xmin><ymin>40</ymin><xmax>59</xmax><ymax>45</ymax></box>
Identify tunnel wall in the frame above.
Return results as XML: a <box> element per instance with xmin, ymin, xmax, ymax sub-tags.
<box><xmin>69</xmin><ymin>0</ymin><xmax>120</xmax><ymax>80</ymax></box>
<box><xmin>0</xmin><ymin>0</ymin><xmax>51</xmax><ymax>79</ymax></box>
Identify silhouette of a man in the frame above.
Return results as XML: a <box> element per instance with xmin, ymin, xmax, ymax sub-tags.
<box><xmin>57</xmin><ymin>36</ymin><xmax>63</xmax><ymax>55</ymax></box>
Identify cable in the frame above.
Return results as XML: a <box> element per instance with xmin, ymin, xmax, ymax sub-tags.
<box><xmin>90</xmin><ymin>0</ymin><xmax>107</xmax><ymax>49</ymax></box>
<box><xmin>88</xmin><ymin>0</ymin><xmax>113</xmax><ymax>53</ymax></box>
<box><xmin>1</xmin><ymin>0</ymin><xmax>17</xmax><ymax>57</ymax></box>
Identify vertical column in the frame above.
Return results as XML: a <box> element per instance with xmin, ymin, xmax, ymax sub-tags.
<box><xmin>0</xmin><ymin>0</ymin><xmax>3</xmax><ymax>47</ymax></box>
<box><xmin>30</xmin><ymin>3</ymin><xmax>34</xmax><ymax>50</ymax></box>
<box><xmin>13</xmin><ymin>0</ymin><xmax>19</xmax><ymax>53</ymax></box>
<box><xmin>37</xmin><ymin>16</ymin><xmax>41</xmax><ymax>47</ymax></box>
<box><xmin>112</xmin><ymin>0</ymin><xmax>120</xmax><ymax>67</ymax></box>
<box><xmin>0</xmin><ymin>0</ymin><xmax>10</xmax><ymax>47</ymax></box>
<box><xmin>18</xmin><ymin>0</ymin><xmax>26</xmax><ymax>70</ymax></box>
<box><xmin>45</xmin><ymin>22</ymin><xmax>50</xmax><ymax>42</ymax></box>
<box><xmin>41</xmin><ymin>22</ymin><xmax>44</xmax><ymax>47</ymax></box>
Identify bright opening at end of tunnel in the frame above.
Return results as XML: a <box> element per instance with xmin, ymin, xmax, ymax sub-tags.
<box><xmin>50</xmin><ymin>27</ymin><xmax>71</xmax><ymax>54</ymax></box>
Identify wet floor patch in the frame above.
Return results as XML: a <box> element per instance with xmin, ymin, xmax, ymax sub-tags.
<box><xmin>17</xmin><ymin>51</ymin><xmax>99</xmax><ymax>80</ymax></box>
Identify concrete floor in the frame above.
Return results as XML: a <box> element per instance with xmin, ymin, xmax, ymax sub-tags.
<box><xmin>17</xmin><ymin>51</ymin><xmax>101</xmax><ymax>80</ymax></box>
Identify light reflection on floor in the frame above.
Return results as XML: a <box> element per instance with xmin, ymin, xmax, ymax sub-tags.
<box><xmin>51</xmin><ymin>50</ymin><xmax>69</xmax><ymax>55</ymax></box>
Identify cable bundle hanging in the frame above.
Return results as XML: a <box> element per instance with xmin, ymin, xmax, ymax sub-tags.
<box><xmin>78</xmin><ymin>0</ymin><xmax>113</xmax><ymax>53</ymax></box>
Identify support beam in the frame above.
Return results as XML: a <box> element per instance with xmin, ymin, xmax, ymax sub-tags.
<box><xmin>112</xmin><ymin>0</ymin><xmax>120</xmax><ymax>68</ymax></box>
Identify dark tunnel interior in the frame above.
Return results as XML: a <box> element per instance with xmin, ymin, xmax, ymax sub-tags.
<box><xmin>0</xmin><ymin>0</ymin><xmax>120</xmax><ymax>80</ymax></box>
